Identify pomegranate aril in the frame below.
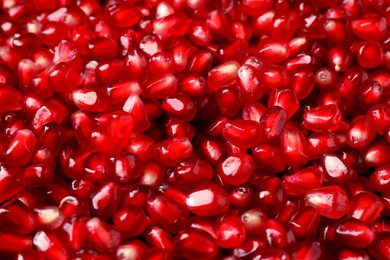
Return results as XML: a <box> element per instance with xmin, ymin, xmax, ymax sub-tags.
<box><xmin>269</xmin><ymin>87</ymin><xmax>299</xmax><ymax>119</ymax></box>
<box><xmin>174</xmin><ymin>228</ymin><xmax>218</xmax><ymax>259</ymax></box>
<box><xmin>370</xmin><ymin>164</ymin><xmax>390</xmax><ymax>193</ymax></box>
<box><xmin>113</xmin><ymin>206</ymin><xmax>147</xmax><ymax>237</ymax></box>
<box><xmin>90</xmin><ymin>181</ymin><xmax>121</xmax><ymax>220</ymax></box>
<box><xmin>222</xmin><ymin>120</ymin><xmax>263</xmax><ymax>149</ymax></box>
<box><xmin>142</xmin><ymin>73</ymin><xmax>177</xmax><ymax>99</ymax></box>
<box><xmin>186</xmin><ymin>182</ymin><xmax>230</xmax><ymax>216</ymax></box>
<box><xmin>88</xmin><ymin>36</ymin><xmax>118</xmax><ymax>60</ymax></box>
<box><xmin>338</xmin><ymin>66</ymin><xmax>369</xmax><ymax>98</ymax></box>
<box><xmin>146</xmin><ymin>194</ymin><xmax>189</xmax><ymax>233</ymax></box>
<box><xmin>303</xmin><ymin>104</ymin><xmax>342</xmax><ymax>131</ymax></box>
<box><xmin>174</xmin><ymin>156</ymin><xmax>213</xmax><ymax>188</ymax></box>
<box><xmin>255</xmin><ymin>176</ymin><xmax>286</xmax><ymax>216</ymax></box>
<box><xmin>0</xmin><ymin>165</ymin><xmax>25</xmax><ymax>204</ymax></box>
<box><xmin>155</xmin><ymin>137</ymin><xmax>192</xmax><ymax>167</ymax></box>
<box><xmin>352</xmin><ymin>15</ymin><xmax>387</xmax><ymax>41</ymax></box>
<box><xmin>33</xmin><ymin>230</ymin><xmax>70</xmax><ymax>259</ymax></box>
<box><xmin>260</xmin><ymin>106</ymin><xmax>287</xmax><ymax>141</ymax></box>
<box><xmin>358</xmin><ymin>41</ymin><xmax>383</xmax><ymax>69</ymax></box>
<box><xmin>321</xmin><ymin>153</ymin><xmax>356</xmax><ymax>186</ymax></box>
<box><xmin>261</xmin><ymin>219</ymin><xmax>295</xmax><ymax>249</ymax></box>
<box><xmin>282</xmin><ymin>166</ymin><xmax>324</xmax><ymax>196</ymax></box>
<box><xmin>335</xmin><ymin>218</ymin><xmax>377</xmax><ymax>248</ymax></box>
<box><xmin>347</xmin><ymin>115</ymin><xmax>376</xmax><ymax>148</ymax></box>
<box><xmin>86</xmin><ymin>217</ymin><xmax>122</xmax><ymax>253</ymax></box>
<box><xmin>0</xmin><ymin>200</ymin><xmax>36</xmax><ymax>234</ymax></box>
<box><xmin>348</xmin><ymin>192</ymin><xmax>384</xmax><ymax>224</ymax></box>
<box><xmin>217</xmin><ymin>153</ymin><xmax>255</xmax><ymax>186</ymax></box>
<box><xmin>3</xmin><ymin>129</ymin><xmax>36</xmax><ymax>166</ymax></box>
<box><xmin>217</xmin><ymin>215</ymin><xmax>246</xmax><ymax>248</ymax></box>
<box><xmin>305</xmin><ymin>185</ymin><xmax>349</xmax><ymax>219</ymax></box>
<box><xmin>230</xmin><ymin>185</ymin><xmax>255</xmax><ymax>210</ymax></box>
<box><xmin>280</xmin><ymin>123</ymin><xmax>309</xmax><ymax>167</ymax></box>
<box><xmin>116</xmin><ymin>240</ymin><xmax>147</xmax><ymax>260</ymax></box>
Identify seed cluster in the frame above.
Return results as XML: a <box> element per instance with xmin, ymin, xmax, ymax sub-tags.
<box><xmin>0</xmin><ymin>0</ymin><xmax>390</xmax><ymax>259</ymax></box>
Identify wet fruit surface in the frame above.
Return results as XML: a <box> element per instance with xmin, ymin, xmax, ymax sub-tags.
<box><xmin>0</xmin><ymin>0</ymin><xmax>390</xmax><ymax>259</ymax></box>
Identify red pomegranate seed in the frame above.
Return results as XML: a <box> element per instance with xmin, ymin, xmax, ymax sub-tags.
<box><xmin>255</xmin><ymin>176</ymin><xmax>286</xmax><ymax>216</ymax></box>
<box><xmin>229</xmin><ymin>185</ymin><xmax>255</xmax><ymax>210</ymax></box>
<box><xmin>282</xmin><ymin>166</ymin><xmax>324</xmax><ymax>196</ymax></box>
<box><xmin>358</xmin><ymin>41</ymin><xmax>383</xmax><ymax>69</ymax></box>
<box><xmin>252</xmin><ymin>144</ymin><xmax>286</xmax><ymax>173</ymax></box>
<box><xmin>207</xmin><ymin>61</ymin><xmax>239</xmax><ymax>92</ymax></box>
<box><xmin>0</xmin><ymin>165</ymin><xmax>25</xmax><ymax>204</ymax></box>
<box><xmin>217</xmin><ymin>153</ymin><xmax>255</xmax><ymax>186</ymax></box>
<box><xmin>303</xmin><ymin>104</ymin><xmax>342</xmax><ymax>131</ymax></box>
<box><xmin>321</xmin><ymin>153</ymin><xmax>356</xmax><ymax>186</ymax></box>
<box><xmin>261</xmin><ymin>219</ymin><xmax>295</xmax><ymax>249</ymax></box>
<box><xmin>174</xmin><ymin>156</ymin><xmax>213</xmax><ymax>188</ymax></box>
<box><xmin>280</xmin><ymin>123</ymin><xmax>309</xmax><ymax>167</ymax></box>
<box><xmin>174</xmin><ymin>228</ymin><xmax>218</xmax><ymax>259</ymax></box>
<box><xmin>0</xmin><ymin>200</ymin><xmax>36</xmax><ymax>234</ymax></box>
<box><xmin>146</xmin><ymin>194</ymin><xmax>189</xmax><ymax>233</ymax></box>
<box><xmin>222</xmin><ymin>120</ymin><xmax>263</xmax><ymax>149</ymax></box>
<box><xmin>335</xmin><ymin>218</ymin><xmax>377</xmax><ymax>248</ymax></box>
<box><xmin>86</xmin><ymin>217</ymin><xmax>122</xmax><ymax>252</ymax></box>
<box><xmin>347</xmin><ymin>115</ymin><xmax>376</xmax><ymax>148</ymax></box>
<box><xmin>352</xmin><ymin>15</ymin><xmax>387</xmax><ymax>41</ymax></box>
<box><xmin>90</xmin><ymin>181</ymin><xmax>121</xmax><ymax>220</ymax></box>
<box><xmin>216</xmin><ymin>215</ymin><xmax>246</xmax><ymax>248</ymax></box>
<box><xmin>348</xmin><ymin>192</ymin><xmax>384</xmax><ymax>224</ymax></box>
<box><xmin>305</xmin><ymin>185</ymin><xmax>350</xmax><ymax>219</ymax></box>
<box><xmin>185</xmin><ymin>182</ymin><xmax>230</xmax><ymax>216</ymax></box>
<box><xmin>142</xmin><ymin>73</ymin><xmax>178</xmax><ymax>99</ymax></box>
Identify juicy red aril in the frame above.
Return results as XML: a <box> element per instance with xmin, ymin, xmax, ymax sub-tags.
<box><xmin>305</xmin><ymin>185</ymin><xmax>349</xmax><ymax>219</ymax></box>
<box><xmin>335</xmin><ymin>218</ymin><xmax>377</xmax><ymax>248</ymax></box>
<box><xmin>303</xmin><ymin>104</ymin><xmax>342</xmax><ymax>131</ymax></box>
<box><xmin>185</xmin><ymin>182</ymin><xmax>230</xmax><ymax>216</ymax></box>
<box><xmin>217</xmin><ymin>153</ymin><xmax>255</xmax><ymax>185</ymax></box>
<box><xmin>222</xmin><ymin>120</ymin><xmax>263</xmax><ymax>149</ymax></box>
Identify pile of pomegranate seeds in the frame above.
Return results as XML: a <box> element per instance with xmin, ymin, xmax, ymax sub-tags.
<box><xmin>1</xmin><ymin>0</ymin><xmax>390</xmax><ymax>259</ymax></box>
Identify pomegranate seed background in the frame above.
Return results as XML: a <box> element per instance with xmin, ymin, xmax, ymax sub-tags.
<box><xmin>0</xmin><ymin>0</ymin><xmax>390</xmax><ymax>259</ymax></box>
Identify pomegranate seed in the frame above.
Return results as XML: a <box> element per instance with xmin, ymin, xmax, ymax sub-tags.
<box><xmin>305</xmin><ymin>185</ymin><xmax>350</xmax><ymax>219</ymax></box>
<box><xmin>174</xmin><ymin>156</ymin><xmax>213</xmax><ymax>188</ymax></box>
<box><xmin>86</xmin><ymin>217</ymin><xmax>122</xmax><ymax>252</ymax></box>
<box><xmin>142</xmin><ymin>73</ymin><xmax>178</xmax><ymax>99</ymax></box>
<box><xmin>262</xmin><ymin>219</ymin><xmax>295</xmax><ymax>249</ymax></box>
<box><xmin>222</xmin><ymin>120</ymin><xmax>263</xmax><ymax>149</ymax></box>
<box><xmin>0</xmin><ymin>200</ymin><xmax>36</xmax><ymax>234</ymax></box>
<box><xmin>174</xmin><ymin>228</ymin><xmax>218</xmax><ymax>259</ymax></box>
<box><xmin>303</xmin><ymin>104</ymin><xmax>342</xmax><ymax>131</ymax></box>
<box><xmin>0</xmin><ymin>165</ymin><xmax>25</xmax><ymax>204</ymax></box>
<box><xmin>116</xmin><ymin>240</ymin><xmax>147</xmax><ymax>260</ymax></box>
<box><xmin>252</xmin><ymin>144</ymin><xmax>286</xmax><ymax>173</ymax></box>
<box><xmin>358</xmin><ymin>41</ymin><xmax>383</xmax><ymax>69</ymax></box>
<box><xmin>216</xmin><ymin>215</ymin><xmax>246</xmax><ymax>248</ymax></box>
<box><xmin>347</xmin><ymin>115</ymin><xmax>376</xmax><ymax>148</ymax></box>
<box><xmin>230</xmin><ymin>185</ymin><xmax>255</xmax><ymax>210</ymax></box>
<box><xmin>146</xmin><ymin>194</ymin><xmax>189</xmax><ymax>233</ymax></box>
<box><xmin>90</xmin><ymin>181</ymin><xmax>121</xmax><ymax>220</ymax></box>
<box><xmin>282</xmin><ymin>166</ymin><xmax>324</xmax><ymax>196</ymax></box>
<box><xmin>352</xmin><ymin>16</ymin><xmax>387</xmax><ymax>41</ymax></box>
<box><xmin>280</xmin><ymin>123</ymin><xmax>309</xmax><ymax>167</ymax></box>
<box><xmin>207</xmin><ymin>61</ymin><xmax>239</xmax><ymax>92</ymax></box>
<box><xmin>217</xmin><ymin>153</ymin><xmax>255</xmax><ymax>186</ymax></box>
<box><xmin>186</xmin><ymin>182</ymin><xmax>230</xmax><ymax>216</ymax></box>
<box><xmin>348</xmin><ymin>192</ymin><xmax>384</xmax><ymax>224</ymax></box>
<box><xmin>335</xmin><ymin>218</ymin><xmax>377</xmax><ymax>248</ymax></box>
